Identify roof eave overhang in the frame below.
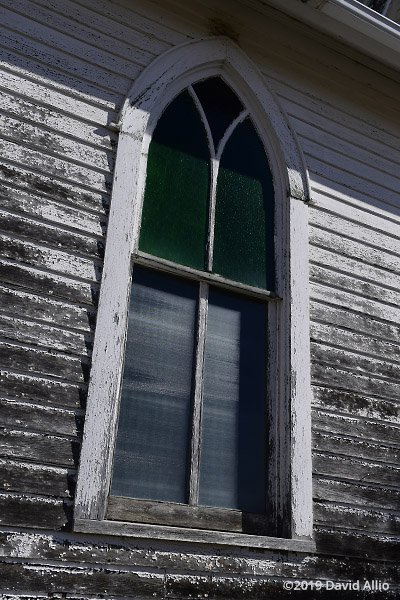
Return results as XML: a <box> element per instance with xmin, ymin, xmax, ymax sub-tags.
<box><xmin>258</xmin><ymin>0</ymin><xmax>400</xmax><ymax>72</ymax></box>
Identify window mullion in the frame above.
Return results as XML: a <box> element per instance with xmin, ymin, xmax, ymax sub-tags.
<box><xmin>188</xmin><ymin>281</ymin><xmax>208</xmax><ymax>506</ymax></box>
<box><xmin>207</xmin><ymin>158</ymin><xmax>218</xmax><ymax>272</ymax></box>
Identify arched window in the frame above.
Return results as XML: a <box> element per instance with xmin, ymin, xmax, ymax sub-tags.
<box><xmin>109</xmin><ymin>79</ymin><xmax>275</xmax><ymax>530</ymax></box>
<box><xmin>75</xmin><ymin>39</ymin><xmax>313</xmax><ymax>551</ymax></box>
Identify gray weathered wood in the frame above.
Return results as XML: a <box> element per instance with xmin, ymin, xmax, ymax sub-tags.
<box><xmin>107</xmin><ymin>496</ymin><xmax>269</xmax><ymax>534</ymax></box>
<box><xmin>314</xmin><ymin>502</ymin><xmax>400</xmax><ymax>535</ymax></box>
<box><xmin>313</xmin><ymin>477</ymin><xmax>400</xmax><ymax>511</ymax></box>
<box><xmin>75</xmin><ymin>518</ymin><xmax>316</xmax><ymax>552</ymax></box>
<box><xmin>0</xmin><ymin>428</ymin><xmax>79</xmax><ymax>467</ymax></box>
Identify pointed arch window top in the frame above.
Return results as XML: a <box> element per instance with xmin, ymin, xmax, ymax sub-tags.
<box><xmin>139</xmin><ymin>77</ymin><xmax>275</xmax><ymax>292</ymax></box>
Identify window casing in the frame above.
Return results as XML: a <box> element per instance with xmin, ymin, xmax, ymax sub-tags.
<box><xmin>74</xmin><ymin>38</ymin><xmax>314</xmax><ymax>551</ymax></box>
<box><xmin>108</xmin><ymin>80</ymin><xmax>276</xmax><ymax>535</ymax></box>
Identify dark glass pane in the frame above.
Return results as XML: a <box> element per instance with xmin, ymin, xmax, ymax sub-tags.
<box><xmin>213</xmin><ymin>119</ymin><xmax>275</xmax><ymax>290</ymax></box>
<box><xmin>192</xmin><ymin>77</ymin><xmax>243</xmax><ymax>149</ymax></box>
<box><xmin>111</xmin><ymin>266</ymin><xmax>197</xmax><ymax>504</ymax></box>
<box><xmin>139</xmin><ymin>91</ymin><xmax>210</xmax><ymax>270</ymax></box>
<box><xmin>199</xmin><ymin>288</ymin><xmax>267</xmax><ymax>512</ymax></box>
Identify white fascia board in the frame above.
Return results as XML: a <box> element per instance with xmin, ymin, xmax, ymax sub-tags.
<box><xmin>260</xmin><ymin>0</ymin><xmax>400</xmax><ymax>71</ymax></box>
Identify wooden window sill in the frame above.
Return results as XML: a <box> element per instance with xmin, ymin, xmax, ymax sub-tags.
<box><xmin>74</xmin><ymin>518</ymin><xmax>316</xmax><ymax>552</ymax></box>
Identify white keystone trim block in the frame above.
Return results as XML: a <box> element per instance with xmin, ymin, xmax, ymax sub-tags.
<box><xmin>74</xmin><ymin>36</ymin><xmax>313</xmax><ymax>546</ymax></box>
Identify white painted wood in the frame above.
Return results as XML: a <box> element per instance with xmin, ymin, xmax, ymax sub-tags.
<box><xmin>309</xmin><ymin>248</ymin><xmax>400</xmax><ymax>294</ymax></box>
<box><xmin>188</xmin><ymin>283</ymin><xmax>208</xmax><ymax>506</ymax></box>
<box><xmin>3</xmin><ymin>0</ymin><xmax>163</xmax><ymax>65</ymax></box>
<box><xmin>310</xmin><ymin>226</ymin><xmax>400</xmax><ymax>274</ymax></box>
<box><xmin>0</xmin><ymin>89</ymin><xmax>115</xmax><ymax>149</ymax></box>
<box><xmin>287</xmin><ymin>187</ymin><xmax>313</xmax><ymax>539</ymax></box>
<box><xmin>0</xmin><ymin>115</ymin><xmax>112</xmax><ymax>172</ymax></box>
<box><xmin>0</xmin><ymin>23</ymin><xmax>132</xmax><ymax>93</ymax></box>
<box><xmin>0</xmin><ymin>234</ymin><xmax>100</xmax><ymax>281</ymax></box>
<box><xmin>75</xmin><ymin>36</ymin><xmax>313</xmax><ymax>542</ymax></box>
<box><xmin>0</xmin><ymin>138</ymin><xmax>111</xmax><ymax>193</ymax></box>
<box><xmin>0</xmin><ymin>68</ymin><xmax>116</xmax><ymax>123</ymax></box>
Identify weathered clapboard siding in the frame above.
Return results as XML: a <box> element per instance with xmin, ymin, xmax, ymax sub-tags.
<box><xmin>313</xmin><ymin>431</ymin><xmax>400</xmax><ymax>465</ymax></box>
<box><xmin>0</xmin><ymin>0</ymin><xmax>399</xmax><ymax>597</ymax></box>
<box><xmin>0</xmin><ymin>184</ymin><xmax>107</xmax><ymax>237</ymax></box>
<box><xmin>0</xmin><ymin>494</ymin><xmax>69</xmax><ymax>530</ymax></box>
<box><xmin>0</xmin><ymin>261</ymin><xmax>99</xmax><ymax>305</ymax></box>
<box><xmin>0</xmin><ymin>428</ymin><xmax>80</xmax><ymax>467</ymax></box>
<box><xmin>0</xmin><ymin>399</ymin><xmax>83</xmax><ymax>436</ymax></box>
<box><xmin>0</xmin><ymin>90</ymin><xmax>116</xmax><ymax>150</ymax></box>
<box><xmin>312</xmin><ymin>386</ymin><xmax>399</xmax><ymax>422</ymax></box>
<box><xmin>314</xmin><ymin>502</ymin><xmax>400</xmax><ymax>535</ymax></box>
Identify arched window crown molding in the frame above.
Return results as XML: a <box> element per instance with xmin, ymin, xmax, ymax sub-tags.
<box><xmin>74</xmin><ymin>36</ymin><xmax>314</xmax><ymax>549</ymax></box>
<box><xmin>118</xmin><ymin>36</ymin><xmax>310</xmax><ymax>204</ymax></box>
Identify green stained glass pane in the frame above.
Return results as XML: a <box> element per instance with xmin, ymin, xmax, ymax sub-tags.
<box><xmin>213</xmin><ymin>119</ymin><xmax>275</xmax><ymax>290</ymax></box>
<box><xmin>139</xmin><ymin>91</ymin><xmax>210</xmax><ymax>270</ymax></box>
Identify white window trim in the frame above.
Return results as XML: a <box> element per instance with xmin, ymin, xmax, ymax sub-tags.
<box><xmin>74</xmin><ymin>37</ymin><xmax>314</xmax><ymax>551</ymax></box>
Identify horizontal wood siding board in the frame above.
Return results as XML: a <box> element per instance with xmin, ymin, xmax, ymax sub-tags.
<box><xmin>0</xmin><ymin>210</ymin><xmax>105</xmax><ymax>259</ymax></box>
<box><xmin>313</xmin><ymin>431</ymin><xmax>400</xmax><ymax>465</ymax></box>
<box><xmin>309</xmin><ymin>177</ymin><xmax>400</xmax><ymax>227</ymax></box>
<box><xmin>310</xmin><ymin>263</ymin><xmax>399</xmax><ymax>306</ymax></box>
<box><xmin>0</xmin><ymin>260</ymin><xmax>99</xmax><ymax>306</ymax></box>
<box><xmin>312</xmin><ymin>387</ymin><xmax>399</xmax><ymax>424</ymax></box>
<box><xmin>314</xmin><ymin>528</ymin><xmax>400</xmax><ymax>561</ymax></box>
<box><xmin>313</xmin><ymin>410</ymin><xmax>400</xmax><ymax>447</ymax></box>
<box><xmin>0</xmin><ymin>235</ymin><xmax>101</xmax><ymax>281</ymax></box>
<box><xmin>310</xmin><ymin>322</ymin><xmax>400</xmax><ymax>363</ymax></box>
<box><xmin>278</xmin><ymin>90</ymin><xmax>400</xmax><ymax>163</ymax></box>
<box><xmin>0</xmin><ymin>286</ymin><xmax>95</xmax><ymax>332</ymax></box>
<box><xmin>0</xmin><ymin>65</ymin><xmax>118</xmax><ymax>119</ymax></box>
<box><xmin>310</xmin><ymin>302</ymin><xmax>400</xmax><ymax>345</ymax></box>
<box><xmin>311</xmin><ymin>343</ymin><xmax>400</xmax><ymax>383</ymax></box>
<box><xmin>288</xmin><ymin>112</ymin><xmax>400</xmax><ymax>177</ymax></box>
<box><xmin>0</xmin><ymin>493</ymin><xmax>69</xmax><ymax>529</ymax></box>
<box><xmin>311</xmin><ymin>364</ymin><xmax>400</xmax><ymax>401</ymax></box>
<box><xmin>314</xmin><ymin>502</ymin><xmax>400</xmax><ymax>535</ymax></box>
<box><xmin>310</xmin><ymin>227</ymin><xmax>400</xmax><ymax>275</ymax></box>
<box><xmin>0</xmin><ymin>2</ymin><xmax>156</xmax><ymax>74</ymax></box>
<box><xmin>0</xmin><ymin>88</ymin><xmax>116</xmax><ymax>149</ymax></box>
<box><xmin>0</xmin><ymin>399</ymin><xmax>84</xmax><ymax>436</ymax></box>
<box><xmin>0</xmin><ymin>428</ymin><xmax>79</xmax><ymax>467</ymax></box>
<box><xmin>75</xmin><ymin>0</ymin><xmax>192</xmax><ymax>45</ymax></box>
<box><xmin>0</xmin><ymin>528</ymin><xmax>397</xmax><ymax>580</ymax></box>
<box><xmin>309</xmin><ymin>207</ymin><xmax>400</xmax><ymax>256</ymax></box>
<box><xmin>0</xmin><ymin>314</ymin><xmax>92</xmax><ymax>357</ymax></box>
<box><xmin>0</xmin><ymin>139</ymin><xmax>112</xmax><ymax>193</ymax></box>
<box><xmin>0</xmin><ymin>115</ymin><xmax>113</xmax><ymax>173</ymax></box>
<box><xmin>313</xmin><ymin>452</ymin><xmax>400</xmax><ymax>487</ymax></box>
<box><xmin>311</xmin><ymin>284</ymin><xmax>399</xmax><ymax>326</ymax></box>
<box><xmin>0</xmin><ymin>162</ymin><xmax>109</xmax><ymax>213</ymax></box>
<box><xmin>307</xmin><ymin>159</ymin><xmax>400</xmax><ymax>211</ymax></box>
<box><xmin>0</xmin><ymin>183</ymin><xmax>107</xmax><ymax>236</ymax></box>
<box><xmin>313</xmin><ymin>478</ymin><xmax>400</xmax><ymax>511</ymax></box>
<box><xmin>0</xmin><ymin>342</ymin><xmax>90</xmax><ymax>382</ymax></box>
<box><xmin>5</xmin><ymin>0</ymin><xmax>169</xmax><ymax>60</ymax></box>
<box><xmin>0</xmin><ymin>371</ymin><xmax>86</xmax><ymax>409</ymax></box>
<box><xmin>0</xmin><ymin>24</ymin><xmax>132</xmax><ymax>94</ymax></box>
<box><xmin>309</xmin><ymin>185</ymin><xmax>400</xmax><ymax>237</ymax></box>
<box><xmin>0</xmin><ymin>458</ymin><xmax>73</xmax><ymax>498</ymax></box>
<box><xmin>302</xmin><ymin>137</ymin><xmax>400</xmax><ymax>194</ymax></box>
<box><xmin>0</xmin><ymin>562</ymin><xmax>163</xmax><ymax>596</ymax></box>
<box><xmin>166</xmin><ymin>573</ymin><xmax>398</xmax><ymax>599</ymax></box>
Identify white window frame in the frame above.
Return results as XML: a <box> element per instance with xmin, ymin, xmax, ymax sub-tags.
<box><xmin>74</xmin><ymin>37</ymin><xmax>314</xmax><ymax>552</ymax></box>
